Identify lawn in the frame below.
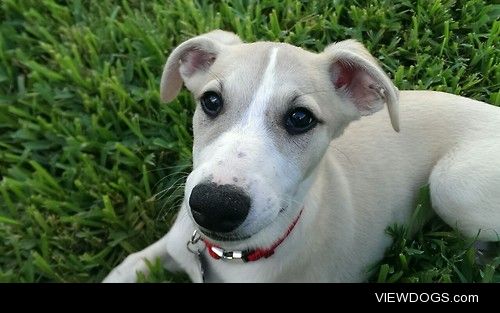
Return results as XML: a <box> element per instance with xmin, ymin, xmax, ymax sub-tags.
<box><xmin>0</xmin><ymin>0</ymin><xmax>499</xmax><ymax>283</ymax></box>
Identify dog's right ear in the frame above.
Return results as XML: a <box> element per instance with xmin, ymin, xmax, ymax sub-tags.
<box><xmin>322</xmin><ymin>40</ymin><xmax>400</xmax><ymax>132</ymax></box>
<box><xmin>160</xmin><ymin>30</ymin><xmax>242</xmax><ymax>103</ymax></box>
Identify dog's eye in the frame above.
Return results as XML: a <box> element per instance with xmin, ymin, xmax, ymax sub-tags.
<box><xmin>200</xmin><ymin>91</ymin><xmax>223</xmax><ymax>117</ymax></box>
<box><xmin>284</xmin><ymin>107</ymin><xmax>317</xmax><ymax>135</ymax></box>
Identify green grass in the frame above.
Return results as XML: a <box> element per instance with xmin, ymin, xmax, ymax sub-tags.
<box><xmin>0</xmin><ymin>0</ymin><xmax>499</xmax><ymax>282</ymax></box>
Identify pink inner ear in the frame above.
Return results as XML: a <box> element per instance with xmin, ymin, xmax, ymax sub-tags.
<box><xmin>181</xmin><ymin>48</ymin><xmax>216</xmax><ymax>77</ymax></box>
<box><xmin>333</xmin><ymin>62</ymin><xmax>356</xmax><ymax>89</ymax></box>
<box><xmin>331</xmin><ymin>61</ymin><xmax>382</xmax><ymax>114</ymax></box>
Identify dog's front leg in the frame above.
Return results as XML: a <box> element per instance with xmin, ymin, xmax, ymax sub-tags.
<box><xmin>103</xmin><ymin>211</ymin><xmax>202</xmax><ymax>283</ymax></box>
<box><xmin>102</xmin><ymin>232</ymin><xmax>176</xmax><ymax>283</ymax></box>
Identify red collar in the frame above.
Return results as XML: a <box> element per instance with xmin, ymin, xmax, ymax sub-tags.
<box><xmin>203</xmin><ymin>208</ymin><xmax>303</xmax><ymax>262</ymax></box>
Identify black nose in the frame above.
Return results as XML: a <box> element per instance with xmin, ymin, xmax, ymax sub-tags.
<box><xmin>189</xmin><ymin>183</ymin><xmax>251</xmax><ymax>233</ymax></box>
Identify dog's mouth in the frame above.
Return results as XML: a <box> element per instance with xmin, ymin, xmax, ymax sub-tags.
<box><xmin>197</xmin><ymin>206</ymin><xmax>290</xmax><ymax>243</ymax></box>
<box><xmin>199</xmin><ymin>229</ymin><xmax>251</xmax><ymax>242</ymax></box>
<box><xmin>199</xmin><ymin>207</ymin><xmax>304</xmax><ymax>262</ymax></box>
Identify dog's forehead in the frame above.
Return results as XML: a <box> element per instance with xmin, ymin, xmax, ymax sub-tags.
<box><xmin>229</xmin><ymin>42</ymin><xmax>313</xmax><ymax>63</ymax></box>
<box><xmin>214</xmin><ymin>42</ymin><xmax>317</xmax><ymax>86</ymax></box>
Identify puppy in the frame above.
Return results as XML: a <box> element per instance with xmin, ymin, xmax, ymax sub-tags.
<box><xmin>104</xmin><ymin>30</ymin><xmax>500</xmax><ymax>282</ymax></box>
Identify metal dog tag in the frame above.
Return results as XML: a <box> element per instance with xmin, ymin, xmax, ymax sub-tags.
<box><xmin>186</xmin><ymin>230</ymin><xmax>209</xmax><ymax>282</ymax></box>
<box><xmin>198</xmin><ymin>250</ymin><xmax>210</xmax><ymax>282</ymax></box>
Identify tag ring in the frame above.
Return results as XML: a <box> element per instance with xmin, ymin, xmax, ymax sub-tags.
<box><xmin>187</xmin><ymin>230</ymin><xmax>202</xmax><ymax>255</ymax></box>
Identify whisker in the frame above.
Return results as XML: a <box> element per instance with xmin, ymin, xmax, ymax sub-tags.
<box><xmin>152</xmin><ymin>176</ymin><xmax>187</xmax><ymax>201</ymax></box>
<box><xmin>157</xmin><ymin>183</ymin><xmax>185</xmax><ymax>202</ymax></box>
<box><xmin>155</xmin><ymin>183</ymin><xmax>186</xmax><ymax>219</ymax></box>
<box><xmin>158</xmin><ymin>196</ymin><xmax>185</xmax><ymax>221</ymax></box>
<box><xmin>146</xmin><ymin>165</ymin><xmax>192</xmax><ymax>173</ymax></box>
<box><xmin>152</xmin><ymin>173</ymin><xmax>189</xmax><ymax>193</ymax></box>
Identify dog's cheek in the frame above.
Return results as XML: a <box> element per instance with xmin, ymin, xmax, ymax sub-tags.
<box><xmin>303</xmin><ymin>128</ymin><xmax>331</xmax><ymax>177</ymax></box>
<box><xmin>269</xmin><ymin>149</ymin><xmax>302</xmax><ymax>197</ymax></box>
<box><xmin>191</xmin><ymin>123</ymin><xmax>219</xmax><ymax>168</ymax></box>
<box><xmin>278</xmin><ymin>130</ymin><xmax>329</xmax><ymax>188</ymax></box>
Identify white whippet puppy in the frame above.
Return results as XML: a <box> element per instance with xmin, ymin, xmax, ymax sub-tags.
<box><xmin>104</xmin><ymin>30</ymin><xmax>500</xmax><ymax>282</ymax></box>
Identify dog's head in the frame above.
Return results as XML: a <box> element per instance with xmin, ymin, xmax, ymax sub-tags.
<box><xmin>161</xmin><ymin>30</ymin><xmax>398</xmax><ymax>248</ymax></box>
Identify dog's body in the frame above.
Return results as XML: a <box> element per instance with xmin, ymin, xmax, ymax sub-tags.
<box><xmin>104</xmin><ymin>31</ymin><xmax>500</xmax><ymax>283</ymax></box>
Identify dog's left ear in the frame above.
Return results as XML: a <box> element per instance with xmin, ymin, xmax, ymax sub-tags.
<box><xmin>322</xmin><ymin>40</ymin><xmax>400</xmax><ymax>132</ymax></box>
<box><xmin>160</xmin><ymin>30</ymin><xmax>242</xmax><ymax>103</ymax></box>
